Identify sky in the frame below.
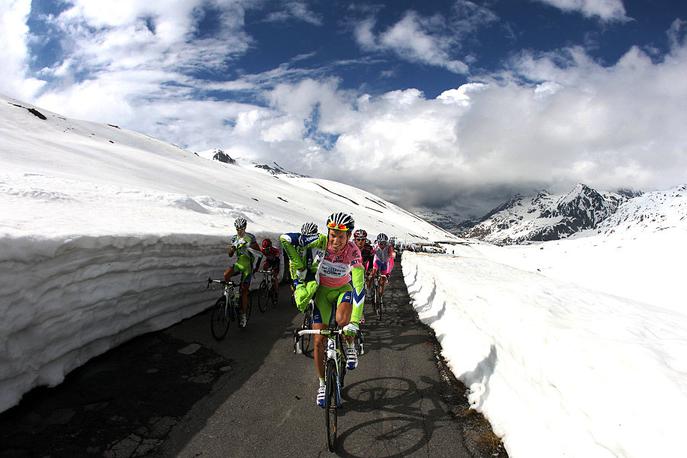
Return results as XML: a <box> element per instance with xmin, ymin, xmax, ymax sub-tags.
<box><xmin>2</xmin><ymin>0</ymin><xmax>687</xmax><ymax>217</ymax></box>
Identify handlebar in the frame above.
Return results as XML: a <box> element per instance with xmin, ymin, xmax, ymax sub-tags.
<box><xmin>206</xmin><ymin>277</ymin><xmax>236</xmax><ymax>289</ymax></box>
<box><xmin>297</xmin><ymin>329</ymin><xmax>343</xmax><ymax>337</ymax></box>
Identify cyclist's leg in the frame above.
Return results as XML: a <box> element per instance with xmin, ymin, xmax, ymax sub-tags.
<box><xmin>240</xmin><ymin>274</ymin><xmax>251</xmax><ymax>312</ymax></box>
<box><xmin>271</xmin><ymin>267</ymin><xmax>279</xmax><ymax>299</ymax></box>
<box><xmin>313</xmin><ymin>287</ymin><xmax>335</xmax><ymax>376</ymax></box>
<box><xmin>223</xmin><ymin>265</ymin><xmax>236</xmax><ymax>282</ymax></box>
<box><xmin>367</xmin><ymin>265</ymin><xmax>378</xmax><ymax>290</ymax></box>
<box><xmin>233</xmin><ymin>255</ymin><xmax>252</xmax><ymax>318</ymax></box>
<box><xmin>381</xmin><ymin>262</ymin><xmax>393</xmax><ymax>296</ymax></box>
<box><xmin>333</xmin><ymin>288</ymin><xmax>359</xmax><ymax>369</ymax></box>
<box><xmin>335</xmin><ymin>291</ymin><xmax>353</xmax><ymax>328</ymax></box>
<box><xmin>376</xmin><ymin>260</ymin><xmax>388</xmax><ymax>295</ymax></box>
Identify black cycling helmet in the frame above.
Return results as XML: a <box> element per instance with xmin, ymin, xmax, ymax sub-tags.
<box><xmin>300</xmin><ymin>222</ymin><xmax>318</xmax><ymax>235</ymax></box>
<box><xmin>376</xmin><ymin>233</ymin><xmax>389</xmax><ymax>243</ymax></box>
<box><xmin>326</xmin><ymin>212</ymin><xmax>354</xmax><ymax>232</ymax></box>
<box><xmin>234</xmin><ymin>216</ymin><xmax>247</xmax><ymax>229</ymax></box>
<box><xmin>353</xmin><ymin>229</ymin><xmax>367</xmax><ymax>239</ymax></box>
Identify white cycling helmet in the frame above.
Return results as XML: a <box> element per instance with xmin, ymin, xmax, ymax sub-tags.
<box><xmin>234</xmin><ymin>217</ymin><xmax>247</xmax><ymax>229</ymax></box>
<box><xmin>300</xmin><ymin>222</ymin><xmax>318</xmax><ymax>235</ymax></box>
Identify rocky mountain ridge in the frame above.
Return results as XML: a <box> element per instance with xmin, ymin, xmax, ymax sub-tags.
<box><xmin>463</xmin><ymin>183</ymin><xmax>640</xmax><ymax>244</ymax></box>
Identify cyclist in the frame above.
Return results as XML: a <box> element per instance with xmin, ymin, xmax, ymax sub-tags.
<box><xmin>260</xmin><ymin>238</ymin><xmax>281</xmax><ymax>305</ymax></box>
<box><xmin>280</xmin><ymin>212</ymin><xmax>365</xmax><ymax>407</ymax></box>
<box><xmin>287</xmin><ymin>222</ymin><xmax>319</xmax><ymax>285</ymax></box>
<box><xmin>368</xmin><ymin>232</ymin><xmax>396</xmax><ymax>299</ymax></box>
<box><xmin>223</xmin><ymin>217</ymin><xmax>262</xmax><ymax>328</ymax></box>
<box><xmin>354</xmin><ymin>229</ymin><xmax>374</xmax><ymax>274</ymax></box>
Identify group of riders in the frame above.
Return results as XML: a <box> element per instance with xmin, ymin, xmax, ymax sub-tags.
<box><xmin>221</xmin><ymin>212</ymin><xmax>396</xmax><ymax>407</ymax></box>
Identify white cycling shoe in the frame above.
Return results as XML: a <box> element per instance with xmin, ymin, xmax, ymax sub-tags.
<box><xmin>239</xmin><ymin>313</ymin><xmax>247</xmax><ymax>328</ymax></box>
<box><xmin>346</xmin><ymin>345</ymin><xmax>358</xmax><ymax>370</ymax></box>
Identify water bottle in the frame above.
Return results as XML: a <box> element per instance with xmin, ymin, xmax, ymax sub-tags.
<box><xmin>326</xmin><ymin>339</ymin><xmax>336</xmax><ymax>359</ymax></box>
<box><xmin>233</xmin><ymin>287</ymin><xmax>240</xmax><ymax>304</ymax></box>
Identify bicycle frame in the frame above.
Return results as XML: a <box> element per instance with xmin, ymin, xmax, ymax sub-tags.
<box><xmin>257</xmin><ymin>270</ymin><xmax>276</xmax><ymax>291</ymax></box>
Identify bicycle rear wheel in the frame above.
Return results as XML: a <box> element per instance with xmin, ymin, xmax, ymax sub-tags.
<box><xmin>301</xmin><ymin>313</ymin><xmax>312</xmax><ymax>355</ymax></box>
<box><xmin>269</xmin><ymin>283</ymin><xmax>278</xmax><ymax>308</ymax></box>
<box><xmin>324</xmin><ymin>359</ymin><xmax>338</xmax><ymax>452</ymax></box>
<box><xmin>210</xmin><ymin>297</ymin><xmax>230</xmax><ymax>340</ymax></box>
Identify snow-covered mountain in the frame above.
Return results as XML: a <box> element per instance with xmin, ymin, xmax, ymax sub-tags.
<box><xmin>0</xmin><ymin>94</ymin><xmax>455</xmax><ymax>413</ymax></box>
<box><xmin>594</xmin><ymin>185</ymin><xmax>687</xmax><ymax>236</ymax></box>
<box><xmin>197</xmin><ymin>148</ymin><xmax>306</xmax><ymax>178</ymax></box>
<box><xmin>463</xmin><ymin>184</ymin><xmax>634</xmax><ymax>244</ymax></box>
<box><xmin>411</xmin><ymin>209</ymin><xmax>464</xmax><ymax>234</ymax></box>
<box><xmin>196</xmin><ymin>147</ymin><xmax>237</xmax><ymax>164</ymax></box>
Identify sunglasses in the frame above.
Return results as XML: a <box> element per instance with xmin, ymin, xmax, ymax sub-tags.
<box><xmin>327</xmin><ymin>222</ymin><xmax>350</xmax><ymax>231</ymax></box>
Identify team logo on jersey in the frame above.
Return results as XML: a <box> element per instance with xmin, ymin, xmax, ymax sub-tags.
<box><xmin>319</xmin><ymin>260</ymin><xmax>350</xmax><ymax>277</ymax></box>
<box><xmin>299</xmin><ymin>234</ymin><xmax>320</xmax><ymax>246</ymax></box>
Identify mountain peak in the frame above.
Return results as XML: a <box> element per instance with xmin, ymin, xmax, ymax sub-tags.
<box><xmin>211</xmin><ymin>148</ymin><xmax>235</xmax><ymax>164</ymax></box>
<box><xmin>463</xmin><ymin>183</ymin><xmax>633</xmax><ymax>244</ymax></box>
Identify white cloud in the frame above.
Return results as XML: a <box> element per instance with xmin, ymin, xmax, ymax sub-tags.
<box><xmin>4</xmin><ymin>1</ymin><xmax>687</xmax><ymax>217</ymax></box>
<box><xmin>263</xmin><ymin>1</ymin><xmax>322</xmax><ymax>26</ymax></box>
<box><xmin>238</xmin><ymin>36</ymin><xmax>687</xmax><ymax>211</ymax></box>
<box><xmin>0</xmin><ymin>0</ymin><xmax>46</xmax><ymax>100</ymax></box>
<box><xmin>352</xmin><ymin>1</ymin><xmax>498</xmax><ymax>74</ymax></box>
<box><xmin>533</xmin><ymin>0</ymin><xmax>629</xmax><ymax>21</ymax></box>
<box><xmin>354</xmin><ymin>13</ymin><xmax>469</xmax><ymax>74</ymax></box>
<box><xmin>23</xmin><ymin>0</ymin><xmax>258</xmax><ymax>150</ymax></box>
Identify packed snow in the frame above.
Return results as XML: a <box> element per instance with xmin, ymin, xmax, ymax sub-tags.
<box><xmin>0</xmin><ymin>95</ymin><xmax>454</xmax><ymax>413</ymax></box>
<box><xmin>404</xmin><ymin>193</ymin><xmax>687</xmax><ymax>457</ymax></box>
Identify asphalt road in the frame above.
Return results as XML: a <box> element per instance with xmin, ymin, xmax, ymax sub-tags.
<box><xmin>0</xmin><ymin>258</ymin><xmax>507</xmax><ymax>458</ymax></box>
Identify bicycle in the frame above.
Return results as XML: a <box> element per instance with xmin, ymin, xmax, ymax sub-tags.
<box><xmin>207</xmin><ymin>277</ymin><xmax>253</xmax><ymax>338</ymax></box>
<box><xmin>293</xmin><ymin>300</ymin><xmax>314</xmax><ymax>356</ymax></box>
<box><xmin>207</xmin><ymin>278</ymin><xmax>240</xmax><ymax>340</ymax></box>
<box><xmin>256</xmin><ymin>269</ymin><xmax>278</xmax><ymax>312</ymax></box>
<box><xmin>368</xmin><ymin>271</ymin><xmax>384</xmax><ymax>320</ymax></box>
<box><xmin>298</xmin><ymin>326</ymin><xmax>348</xmax><ymax>452</ymax></box>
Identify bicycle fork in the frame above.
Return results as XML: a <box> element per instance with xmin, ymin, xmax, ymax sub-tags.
<box><xmin>327</xmin><ymin>338</ymin><xmax>343</xmax><ymax>408</ymax></box>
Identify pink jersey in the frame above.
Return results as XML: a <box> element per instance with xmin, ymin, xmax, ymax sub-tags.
<box><xmin>316</xmin><ymin>241</ymin><xmax>363</xmax><ymax>288</ymax></box>
<box><xmin>373</xmin><ymin>243</ymin><xmax>394</xmax><ymax>263</ymax></box>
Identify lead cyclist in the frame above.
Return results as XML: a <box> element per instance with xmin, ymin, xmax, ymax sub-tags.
<box><xmin>280</xmin><ymin>212</ymin><xmax>365</xmax><ymax>407</ymax></box>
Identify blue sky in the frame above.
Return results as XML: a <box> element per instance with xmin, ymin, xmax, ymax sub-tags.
<box><xmin>2</xmin><ymin>0</ymin><xmax>687</xmax><ymax>217</ymax></box>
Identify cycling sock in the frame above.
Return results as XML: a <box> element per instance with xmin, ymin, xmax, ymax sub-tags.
<box><xmin>319</xmin><ymin>377</ymin><xmax>325</xmax><ymax>387</ymax></box>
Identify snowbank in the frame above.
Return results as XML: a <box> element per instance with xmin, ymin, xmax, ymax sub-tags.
<box><xmin>0</xmin><ymin>233</ymin><xmax>228</xmax><ymax>412</ymax></box>
<box><xmin>403</xmin><ymin>244</ymin><xmax>687</xmax><ymax>458</ymax></box>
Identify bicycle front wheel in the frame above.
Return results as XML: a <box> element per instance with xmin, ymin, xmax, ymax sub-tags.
<box><xmin>324</xmin><ymin>359</ymin><xmax>338</xmax><ymax>452</ymax></box>
<box><xmin>375</xmin><ymin>284</ymin><xmax>383</xmax><ymax>320</ymax></box>
<box><xmin>210</xmin><ymin>297</ymin><xmax>230</xmax><ymax>340</ymax></box>
<box><xmin>257</xmin><ymin>280</ymin><xmax>268</xmax><ymax>313</ymax></box>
